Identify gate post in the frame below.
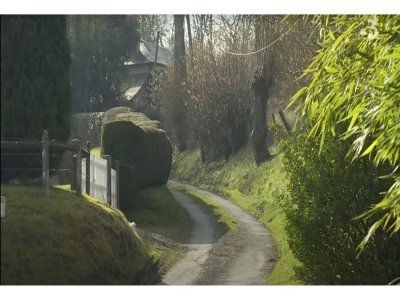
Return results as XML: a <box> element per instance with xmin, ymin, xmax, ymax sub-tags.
<box><xmin>115</xmin><ymin>160</ymin><xmax>120</xmax><ymax>209</ymax></box>
<box><xmin>103</xmin><ymin>155</ymin><xmax>112</xmax><ymax>205</ymax></box>
<box><xmin>71</xmin><ymin>155</ymin><xmax>76</xmax><ymax>190</ymax></box>
<box><xmin>86</xmin><ymin>141</ymin><xmax>91</xmax><ymax>195</ymax></box>
<box><xmin>76</xmin><ymin>146</ymin><xmax>82</xmax><ymax>196</ymax></box>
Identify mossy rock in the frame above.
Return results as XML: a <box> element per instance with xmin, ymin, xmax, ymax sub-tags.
<box><xmin>101</xmin><ymin>107</ymin><xmax>172</xmax><ymax>209</ymax></box>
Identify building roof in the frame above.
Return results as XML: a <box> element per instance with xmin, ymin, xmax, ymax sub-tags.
<box><xmin>124</xmin><ymin>40</ymin><xmax>173</xmax><ymax>66</ymax></box>
<box><xmin>121</xmin><ymin>40</ymin><xmax>173</xmax><ymax>101</ymax></box>
<box><xmin>120</xmin><ymin>73</ymin><xmax>148</xmax><ymax>100</ymax></box>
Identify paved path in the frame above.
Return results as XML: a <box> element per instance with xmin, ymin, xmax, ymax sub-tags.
<box><xmin>162</xmin><ymin>181</ymin><xmax>277</xmax><ymax>285</ymax></box>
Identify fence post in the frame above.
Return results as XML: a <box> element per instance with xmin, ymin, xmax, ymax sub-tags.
<box><xmin>278</xmin><ymin>109</ymin><xmax>292</xmax><ymax>134</ymax></box>
<box><xmin>42</xmin><ymin>130</ymin><xmax>49</xmax><ymax>197</ymax></box>
<box><xmin>71</xmin><ymin>155</ymin><xmax>76</xmax><ymax>190</ymax></box>
<box><xmin>103</xmin><ymin>155</ymin><xmax>112</xmax><ymax>205</ymax></box>
<box><xmin>76</xmin><ymin>146</ymin><xmax>82</xmax><ymax>196</ymax></box>
<box><xmin>115</xmin><ymin>160</ymin><xmax>120</xmax><ymax>209</ymax></box>
<box><xmin>86</xmin><ymin>141</ymin><xmax>91</xmax><ymax>196</ymax></box>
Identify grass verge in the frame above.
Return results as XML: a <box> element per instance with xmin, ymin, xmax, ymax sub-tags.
<box><xmin>171</xmin><ymin>145</ymin><xmax>302</xmax><ymax>285</ymax></box>
<box><xmin>0</xmin><ymin>185</ymin><xmax>150</xmax><ymax>284</ymax></box>
<box><xmin>170</xmin><ymin>184</ymin><xmax>238</xmax><ymax>232</ymax></box>
<box><xmin>122</xmin><ymin>185</ymin><xmax>192</xmax><ymax>274</ymax></box>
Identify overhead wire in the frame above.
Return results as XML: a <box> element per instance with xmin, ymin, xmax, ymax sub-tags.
<box><xmin>196</xmin><ymin>17</ymin><xmax>294</xmax><ymax>57</ymax></box>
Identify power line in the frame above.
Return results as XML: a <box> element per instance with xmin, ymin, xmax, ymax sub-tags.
<box><xmin>196</xmin><ymin>20</ymin><xmax>293</xmax><ymax>57</ymax></box>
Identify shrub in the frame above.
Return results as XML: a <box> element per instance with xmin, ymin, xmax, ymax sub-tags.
<box><xmin>281</xmin><ymin>133</ymin><xmax>400</xmax><ymax>284</ymax></box>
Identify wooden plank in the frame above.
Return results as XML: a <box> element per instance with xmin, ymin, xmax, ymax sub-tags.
<box><xmin>50</xmin><ymin>141</ymin><xmax>81</xmax><ymax>151</ymax></box>
<box><xmin>1</xmin><ymin>140</ymin><xmax>82</xmax><ymax>151</ymax></box>
<box><xmin>1</xmin><ymin>140</ymin><xmax>42</xmax><ymax>148</ymax></box>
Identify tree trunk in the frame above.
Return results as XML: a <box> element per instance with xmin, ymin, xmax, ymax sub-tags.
<box><xmin>186</xmin><ymin>15</ymin><xmax>193</xmax><ymax>57</ymax></box>
<box><xmin>252</xmin><ymin>54</ymin><xmax>274</xmax><ymax>165</ymax></box>
<box><xmin>174</xmin><ymin>15</ymin><xmax>186</xmax><ymax>78</ymax></box>
<box><xmin>173</xmin><ymin>15</ymin><xmax>187</xmax><ymax>151</ymax></box>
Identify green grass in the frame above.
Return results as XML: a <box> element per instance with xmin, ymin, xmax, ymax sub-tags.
<box><xmin>122</xmin><ymin>185</ymin><xmax>192</xmax><ymax>273</ymax></box>
<box><xmin>123</xmin><ymin>185</ymin><xmax>191</xmax><ymax>241</ymax></box>
<box><xmin>0</xmin><ymin>185</ymin><xmax>150</xmax><ymax>285</ymax></box>
<box><xmin>170</xmin><ymin>184</ymin><xmax>238</xmax><ymax>232</ymax></box>
<box><xmin>171</xmin><ymin>145</ymin><xmax>303</xmax><ymax>285</ymax></box>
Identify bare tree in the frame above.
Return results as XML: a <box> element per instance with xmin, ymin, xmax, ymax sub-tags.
<box><xmin>136</xmin><ymin>15</ymin><xmax>169</xmax><ymax>43</ymax></box>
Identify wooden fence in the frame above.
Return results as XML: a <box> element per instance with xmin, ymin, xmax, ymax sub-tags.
<box><xmin>1</xmin><ymin>130</ymin><xmax>119</xmax><ymax>208</ymax></box>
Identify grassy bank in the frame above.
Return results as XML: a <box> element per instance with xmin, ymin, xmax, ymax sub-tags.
<box><xmin>172</xmin><ymin>145</ymin><xmax>302</xmax><ymax>285</ymax></box>
<box><xmin>123</xmin><ymin>185</ymin><xmax>192</xmax><ymax>274</ymax></box>
<box><xmin>0</xmin><ymin>185</ymin><xmax>150</xmax><ymax>284</ymax></box>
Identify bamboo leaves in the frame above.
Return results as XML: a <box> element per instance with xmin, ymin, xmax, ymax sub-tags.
<box><xmin>290</xmin><ymin>15</ymin><xmax>400</xmax><ymax>248</ymax></box>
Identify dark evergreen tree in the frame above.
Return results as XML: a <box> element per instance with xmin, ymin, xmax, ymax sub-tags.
<box><xmin>1</xmin><ymin>15</ymin><xmax>71</xmax><ymax>181</ymax></box>
<box><xmin>1</xmin><ymin>15</ymin><xmax>71</xmax><ymax>140</ymax></box>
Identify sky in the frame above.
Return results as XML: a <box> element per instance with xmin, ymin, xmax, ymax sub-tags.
<box><xmin>1</xmin><ymin>0</ymin><xmax>400</xmax><ymax>14</ymax></box>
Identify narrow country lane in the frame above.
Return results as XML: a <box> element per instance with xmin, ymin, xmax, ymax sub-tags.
<box><xmin>162</xmin><ymin>181</ymin><xmax>277</xmax><ymax>285</ymax></box>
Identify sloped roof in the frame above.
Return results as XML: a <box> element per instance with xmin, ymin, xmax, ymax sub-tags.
<box><xmin>125</xmin><ymin>40</ymin><xmax>173</xmax><ymax>66</ymax></box>
<box><xmin>120</xmin><ymin>73</ymin><xmax>149</xmax><ymax>100</ymax></box>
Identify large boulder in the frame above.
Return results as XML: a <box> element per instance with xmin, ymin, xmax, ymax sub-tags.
<box><xmin>101</xmin><ymin>107</ymin><xmax>172</xmax><ymax>209</ymax></box>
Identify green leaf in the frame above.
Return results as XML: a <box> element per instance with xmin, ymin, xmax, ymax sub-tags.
<box><xmin>325</xmin><ymin>66</ymin><xmax>339</xmax><ymax>73</ymax></box>
<box><xmin>328</xmin><ymin>30</ymin><xmax>336</xmax><ymax>41</ymax></box>
<box><xmin>289</xmin><ymin>87</ymin><xmax>308</xmax><ymax>107</ymax></box>
<box><xmin>357</xmin><ymin>219</ymin><xmax>383</xmax><ymax>255</ymax></box>
<box><xmin>361</xmin><ymin>138</ymin><xmax>379</xmax><ymax>157</ymax></box>
<box><xmin>347</xmin><ymin>110</ymin><xmax>360</xmax><ymax>131</ymax></box>
<box><xmin>380</xmin><ymin>53</ymin><xmax>400</xmax><ymax>60</ymax></box>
